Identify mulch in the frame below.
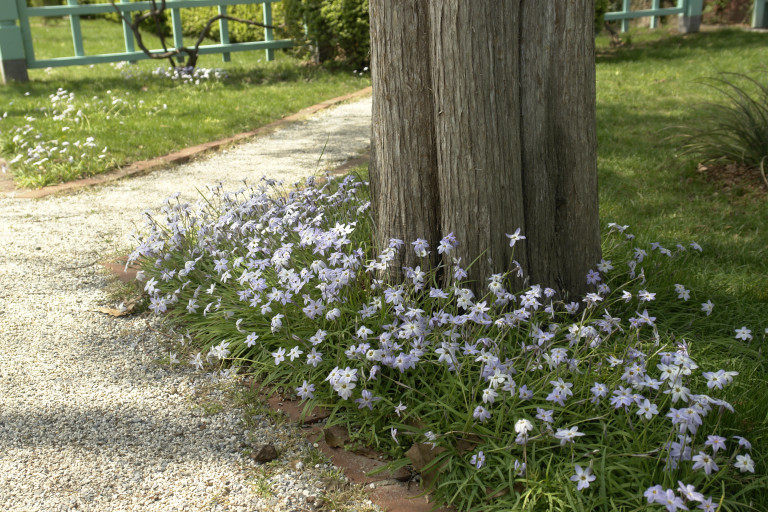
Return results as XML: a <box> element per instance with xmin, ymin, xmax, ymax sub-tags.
<box><xmin>696</xmin><ymin>161</ymin><xmax>768</xmax><ymax>200</ymax></box>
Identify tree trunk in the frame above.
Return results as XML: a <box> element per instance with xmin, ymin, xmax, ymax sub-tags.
<box><xmin>429</xmin><ymin>1</ymin><xmax>527</xmax><ymax>291</ymax></box>
<box><xmin>519</xmin><ymin>1</ymin><xmax>601</xmax><ymax>298</ymax></box>
<box><xmin>371</xmin><ymin>0</ymin><xmax>600</xmax><ymax>298</ymax></box>
<box><xmin>369</xmin><ymin>0</ymin><xmax>440</xmax><ymax>274</ymax></box>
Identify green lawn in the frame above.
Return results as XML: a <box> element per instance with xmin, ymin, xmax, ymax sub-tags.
<box><xmin>0</xmin><ymin>17</ymin><xmax>370</xmax><ymax>187</ymax></box>
<box><xmin>595</xmin><ymin>27</ymin><xmax>768</xmax><ymax>335</ymax></box>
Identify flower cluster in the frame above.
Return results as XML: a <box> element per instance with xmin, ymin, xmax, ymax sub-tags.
<box><xmin>109</xmin><ymin>61</ymin><xmax>229</xmax><ymax>84</ymax></box>
<box><xmin>129</xmin><ymin>176</ymin><xmax>761</xmax><ymax>511</ymax></box>
<box><xmin>0</xmin><ymin>87</ymin><xmax>164</xmax><ymax>186</ymax></box>
<box><xmin>150</xmin><ymin>65</ymin><xmax>228</xmax><ymax>84</ymax></box>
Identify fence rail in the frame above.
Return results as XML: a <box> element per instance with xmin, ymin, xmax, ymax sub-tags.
<box><xmin>606</xmin><ymin>0</ymin><xmax>768</xmax><ymax>33</ymax></box>
<box><xmin>604</xmin><ymin>0</ymin><xmax>703</xmax><ymax>33</ymax></box>
<box><xmin>0</xmin><ymin>0</ymin><xmax>291</xmax><ymax>83</ymax></box>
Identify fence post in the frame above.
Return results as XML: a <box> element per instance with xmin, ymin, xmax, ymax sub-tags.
<box><xmin>67</xmin><ymin>0</ymin><xmax>85</xmax><ymax>57</ymax></box>
<box><xmin>170</xmin><ymin>7</ymin><xmax>183</xmax><ymax>52</ymax></box>
<box><xmin>650</xmin><ymin>0</ymin><xmax>661</xmax><ymax>28</ymax></box>
<box><xmin>119</xmin><ymin>0</ymin><xmax>138</xmax><ymax>62</ymax></box>
<box><xmin>678</xmin><ymin>0</ymin><xmax>703</xmax><ymax>33</ymax></box>
<box><xmin>621</xmin><ymin>0</ymin><xmax>631</xmax><ymax>32</ymax></box>
<box><xmin>754</xmin><ymin>0</ymin><xmax>768</xmax><ymax>28</ymax></box>
<box><xmin>218</xmin><ymin>4</ymin><xmax>231</xmax><ymax>62</ymax></box>
<box><xmin>263</xmin><ymin>1</ymin><xmax>274</xmax><ymax>61</ymax></box>
<box><xmin>0</xmin><ymin>0</ymin><xmax>28</xmax><ymax>83</ymax></box>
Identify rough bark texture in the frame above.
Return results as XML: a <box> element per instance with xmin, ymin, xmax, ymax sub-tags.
<box><xmin>428</xmin><ymin>0</ymin><xmax>599</xmax><ymax>296</ymax></box>
<box><xmin>519</xmin><ymin>1</ymin><xmax>601</xmax><ymax>297</ymax></box>
<box><xmin>371</xmin><ymin>0</ymin><xmax>600</xmax><ymax>297</ymax></box>
<box><xmin>369</xmin><ymin>0</ymin><xmax>440</xmax><ymax>273</ymax></box>
<box><xmin>429</xmin><ymin>1</ymin><xmax>526</xmax><ymax>291</ymax></box>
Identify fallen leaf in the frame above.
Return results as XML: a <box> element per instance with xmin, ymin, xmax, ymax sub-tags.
<box><xmin>405</xmin><ymin>443</ymin><xmax>447</xmax><ymax>490</ymax></box>
<box><xmin>92</xmin><ymin>301</ymin><xmax>136</xmax><ymax>317</ymax></box>
<box><xmin>456</xmin><ymin>434</ymin><xmax>482</xmax><ymax>455</ymax></box>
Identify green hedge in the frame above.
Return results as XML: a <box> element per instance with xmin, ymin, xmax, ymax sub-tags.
<box><xmin>178</xmin><ymin>3</ymin><xmax>286</xmax><ymax>44</ymax></box>
<box><xmin>280</xmin><ymin>0</ymin><xmax>369</xmax><ymax>68</ymax></box>
<box><xmin>76</xmin><ymin>0</ymin><xmax>172</xmax><ymax>37</ymax></box>
<box><xmin>75</xmin><ymin>1</ymin><xmax>283</xmax><ymax>44</ymax></box>
<box><xmin>596</xmin><ymin>0</ymin><xmax>613</xmax><ymax>30</ymax></box>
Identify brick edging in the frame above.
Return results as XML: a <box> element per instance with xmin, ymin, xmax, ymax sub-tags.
<box><xmin>6</xmin><ymin>86</ymin><xmax>372</xmax><ymax>200</ymax></box>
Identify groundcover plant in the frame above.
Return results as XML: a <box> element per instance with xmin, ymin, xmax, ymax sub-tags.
<box><xmin>0</xmin><ymin>66</ymin><xmax>225</xmax><ymax>188</ymax></box>
<box><xmin>128</xmin><ymin>174</ymin><xmax>763</xmax><ymax>511</ymax></box>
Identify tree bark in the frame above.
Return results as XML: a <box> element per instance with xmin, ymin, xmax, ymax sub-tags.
<box><xmin>518</xmin><ymin>1</ymin><xmax>601</xmax><ymax>298</ymax></box>
<box><xmin>371</xmin><ymin>0</ymin><xmax>600</xmax><ymax>298</ymax></box>
<box><xmin>369</xmin><ymin>0</ymin><xmax>440</xmax><ymax>274</ymax></box>
<box><xmin>429</xmin><ymin>1</ymin><xmax>527</xmax><ymax>291</ymax></box>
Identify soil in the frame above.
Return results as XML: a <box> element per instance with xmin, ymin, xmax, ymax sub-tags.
<box><xmin>697</xmin><ymin>161</ymin><xmax>768</xmax><ymax>199</ymax></box>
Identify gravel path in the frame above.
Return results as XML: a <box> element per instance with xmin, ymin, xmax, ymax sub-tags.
<box><xmin>0</xmin><ymin>96</ymin><xmax>372</xmax><ymax>512</ymax></box>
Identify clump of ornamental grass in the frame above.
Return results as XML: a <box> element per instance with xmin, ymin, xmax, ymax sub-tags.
<box><xmin>0</xmin><ymin>87</ymin><xmax>164</xmax><ymax>188</ymax></box>
<box><xmin>127</xmin><ymin>174</ymin><xmax>765</xmax><ymax>512</ymax></box>
<box><xmin>677</xmin><ymin>72</ymin><xmax>768</xmax><ymax>190</ymax></box>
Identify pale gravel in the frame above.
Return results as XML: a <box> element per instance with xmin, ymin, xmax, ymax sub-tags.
<box><xmin>0</xmin><ymin>96</ymin><xmax>372</xmax><ymax>512</ymax></box>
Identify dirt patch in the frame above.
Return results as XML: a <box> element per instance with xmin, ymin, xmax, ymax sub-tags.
<box><xmin>697</xmin><ymin>162</ymin><xmax>768</xmax><ymax>199</ymax></box>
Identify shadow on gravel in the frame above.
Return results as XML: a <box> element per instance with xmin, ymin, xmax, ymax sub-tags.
<box><xmin>0</xmin><ymin>402</ymin><xmax>241</xmax><ymax>460</ymax></box>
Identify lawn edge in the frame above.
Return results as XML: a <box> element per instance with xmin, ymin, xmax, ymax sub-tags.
<box><xmin>5</xmin><ymin>86</ymin><xmax>372</xmax><ymax>200</ymax></box>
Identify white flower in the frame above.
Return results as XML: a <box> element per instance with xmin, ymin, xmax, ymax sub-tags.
<box><xmin>271</xmin><ymin>313</ymin><xmax>285</xmax><ymax>333</ymax></box>
<box><xmin>733</xmin><ymin>436</ymin><xmax>752</xmax><ymax>450</ymax></box>
<box><xmin>506</xmin><ymin>228</ymin><xmax>526</xmax><ymax>247</ymax></box>
<box><xmin>245</xmin><ymin>332</ymin><xmax>259</xmax><ymax>347</ymax></box>
<box><xmin>469</xmin><ymin>451</ymin><xmax>485</xmax><ymax>469</ymax></box>
<box><xmin>734</xmin><ymin>454</ymin><xmax>755</xmax><ymax>473</ymax></box>
<box><xmin>554</xmin><ymin>426</ymin><xmax>584</xmax><ymax>446</ymax></box>
<box><xmin>570</xmin><ymin>465</ymin><xmax>595</xmax><ymax>491</ymax></box>
<box><xmin>288</xmin><ymin>346</ymin><xmax>303</xmax><ymax>361</ymax></box>
<box><xmin>692</xmin><ymin>451</ymin><xmax>718</xmax><ymax>475</ymax></box>
<box><xmin>735</xmin><ymin>326</ymin><xmax>753</xmax><ymax>341</ymax></box>
<box><xmin>514</xmin><ymin>419</ymin><xmax>533</xmax><ymax>435</ymax></box>
<box><xmin>636</xmin><ymin>399</ymin><xmax>658</xmax><ymax>420</ymax></box>
<box><xmin>272</xmin><ymin>347</ymin><xmax>286</xmax><ymax>366</ymax></box>
<box><xmin>482</xmin><ymin>387</ymin><xmax>499</xmax><ymax>404</ymax></box>
<box><xmin>190</xmin><ymin>352</ymin><xmax>204</xmax><ymax>370</ymax></box>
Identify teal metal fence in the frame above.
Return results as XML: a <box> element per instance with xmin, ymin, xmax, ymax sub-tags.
<box><xmin>604</xmin><ymin>0</ymin><xmax>704</xmax><ymax>33</ymax></box>
<box><xmin>606</xmin><ymin>0</ymin><xmax>768</xmax><ymax>33</ymax></box>
<box><xmin>0</xmin><ymin>0</ymin><xmax>292</xmax><ymax>83</ymax></box>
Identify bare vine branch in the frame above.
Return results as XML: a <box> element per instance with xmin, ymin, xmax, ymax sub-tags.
<box><xmin>110</xmin><ymin>0</ymin><xmax>275</xmax><ymax>70</ymax></box>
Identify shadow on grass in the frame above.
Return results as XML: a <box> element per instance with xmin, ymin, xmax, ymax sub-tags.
<box><xmin>18</xmin><ymin>66</ymin><xmax>320</xmax><ymax>93</ymax></box>
<box><xmin>596</xmin><ymin>28</ymin><xmax>767</xmax><ymax>65</ymax></box>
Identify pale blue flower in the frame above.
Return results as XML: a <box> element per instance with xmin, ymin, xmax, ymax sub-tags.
<box><xmin>469</xmin><ymin>451</ymin><xmax>485</xmax><ymax>469</ymax></box>
<box><xmin>505</xmin><ymin>228</ymin><xmax>525</xmax><ymax>247</ymax></box>
<box><xmin>570</xmin><ymin>465</ymin><xmax>595</xmax><ymax>491</ymax></box>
